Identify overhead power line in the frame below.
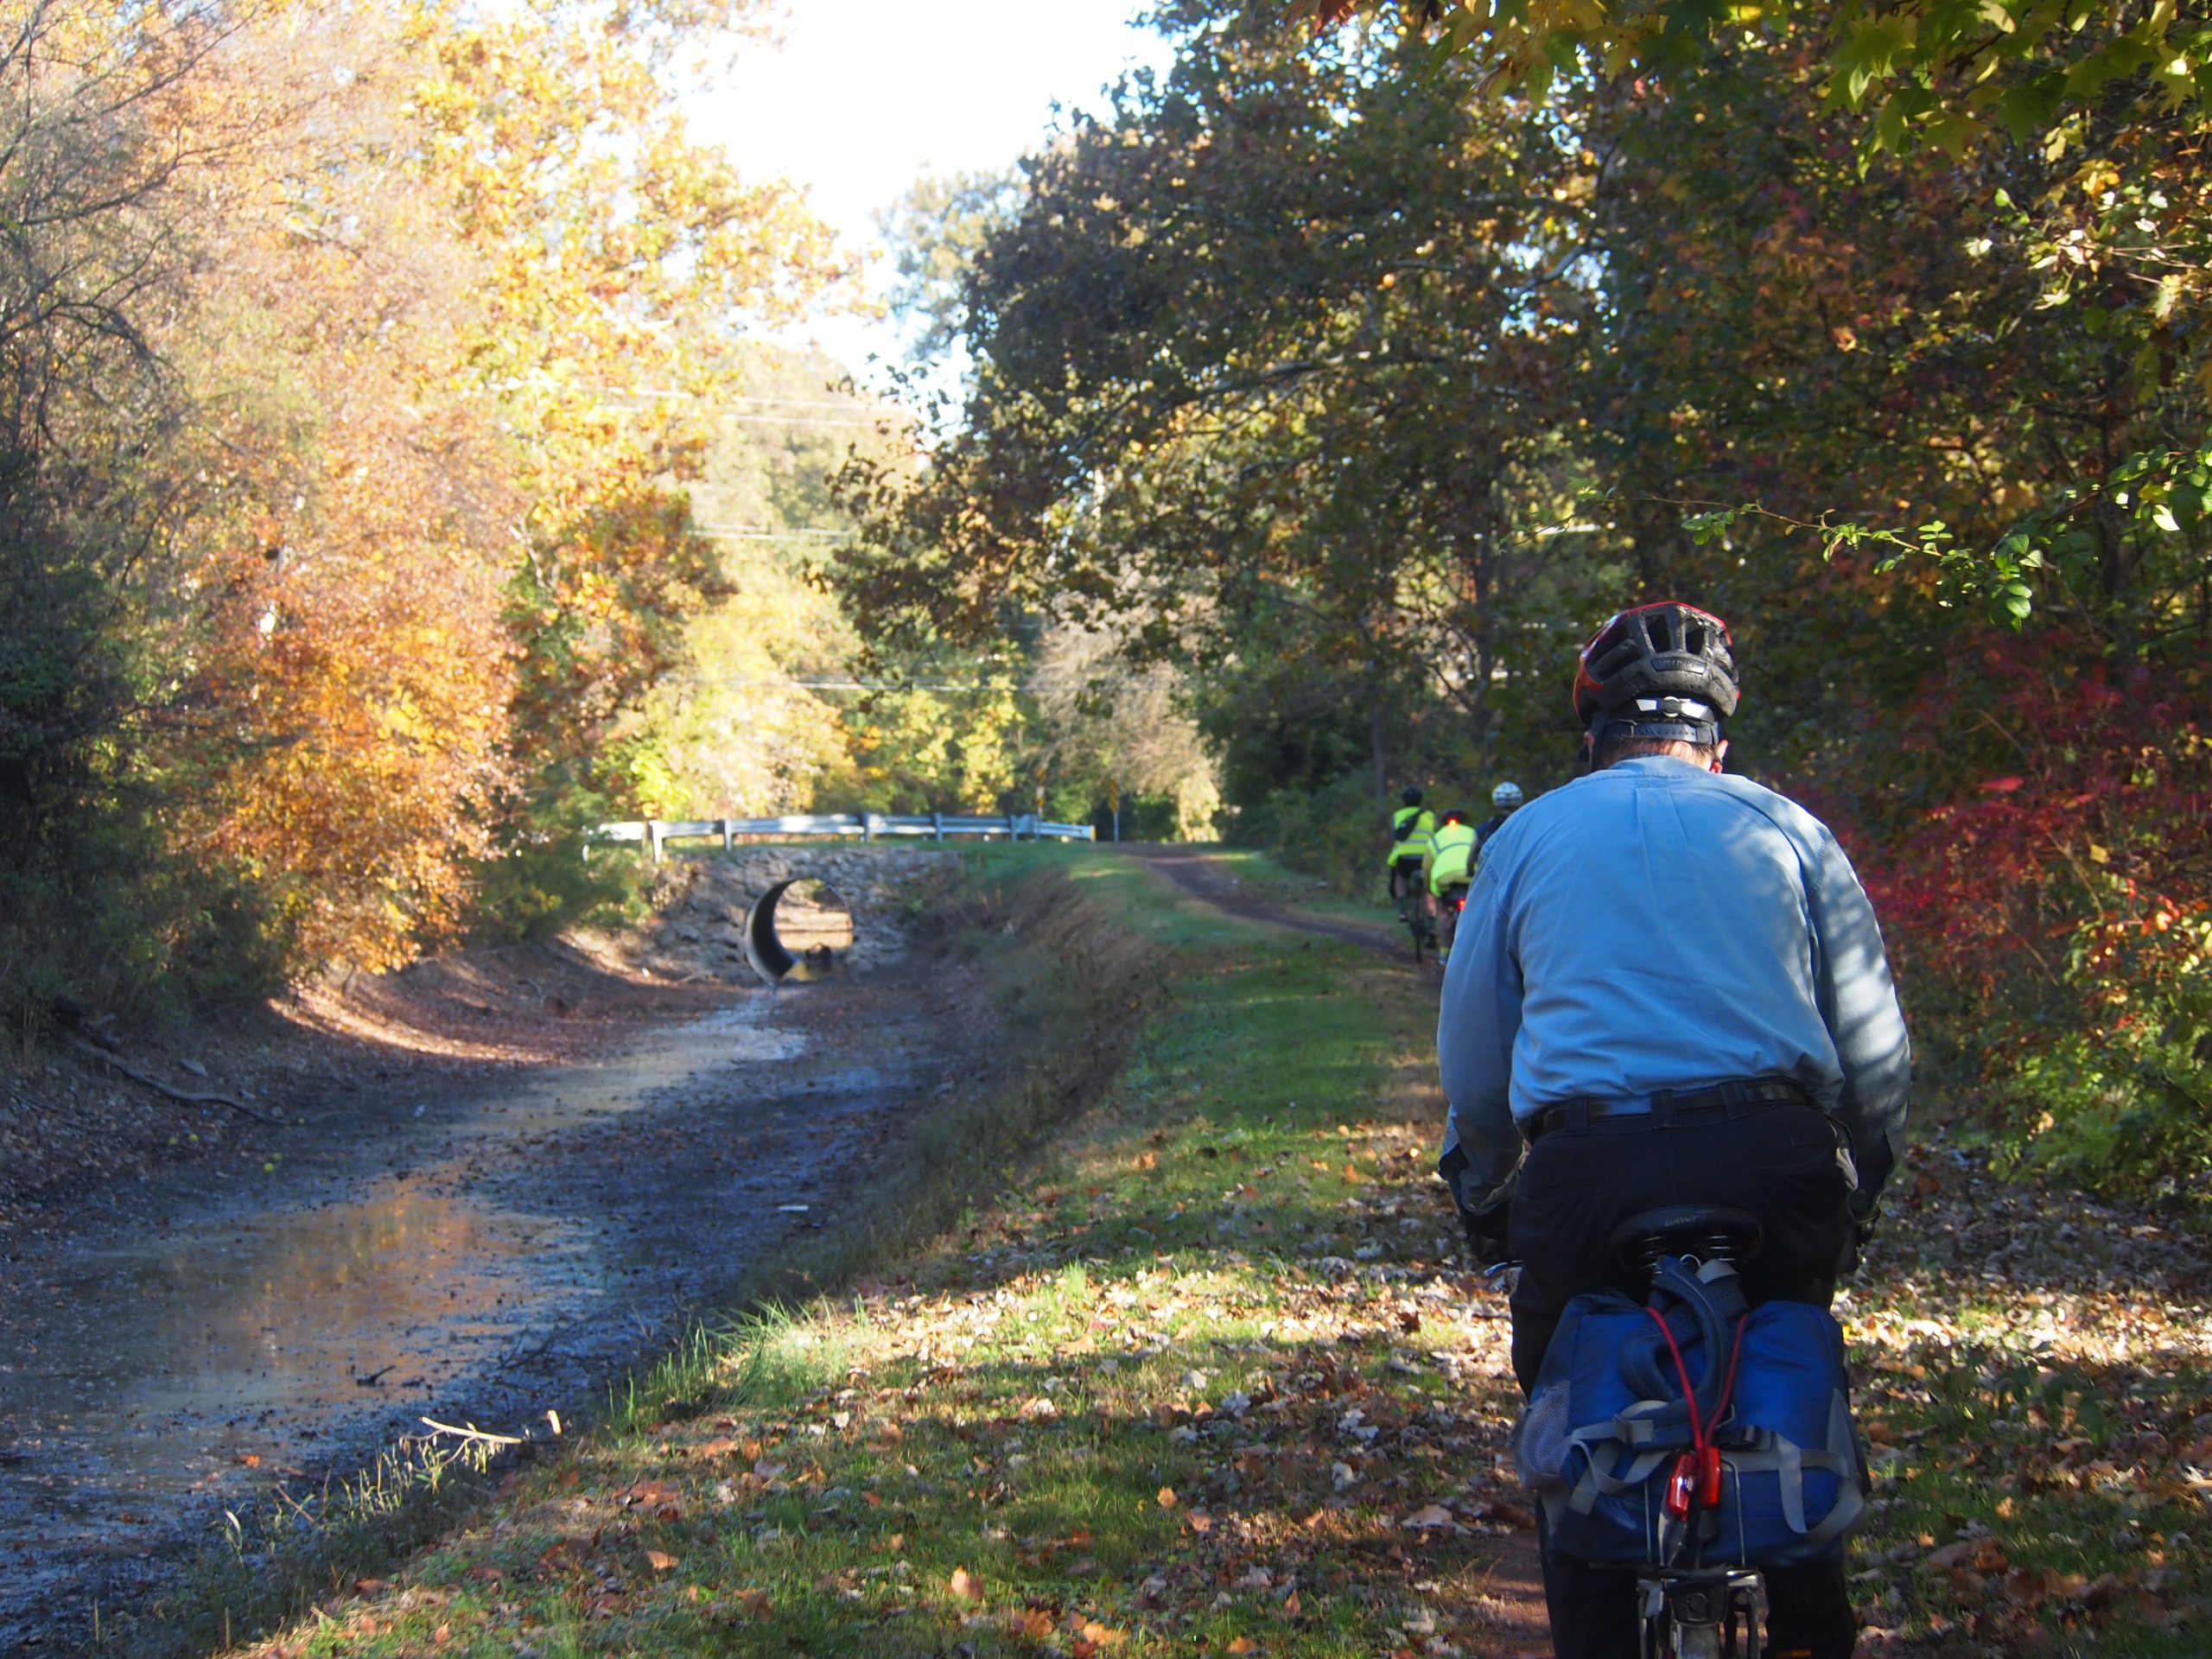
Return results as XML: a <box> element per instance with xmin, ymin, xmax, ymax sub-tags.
<box><xmin>621</xmin><ymin>389</ymin><xmax>882</xmax><ymax>411</ymax></box>
<box><xmin>713</xmin><ymin>414</ymin><xmax>899</xmax><ymax>429</ymax></box>
<box><xmin>694</xmin><ymin>524</ymin><xmax>857</xmax><ymax>541</ymax></box>
<box><xmin>672</xmin><ymin>677</ymin><xmax>1004</xmax><ymax>693</ymax></box>
<box><xmin>727</xmin><ymin>395</ymin><xmax>886</xmax><ymax>411</ymax></box>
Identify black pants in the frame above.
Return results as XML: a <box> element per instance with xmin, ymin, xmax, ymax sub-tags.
<box><xmin>1507</xmin><ymin>1100</ymin><xmax>1859</xmax><ymax>1659</ymax></box>
<box><xmin>1389</xmin><ymin>858</ymin><xmax>1421</xmax><ymax>902</ymax></box>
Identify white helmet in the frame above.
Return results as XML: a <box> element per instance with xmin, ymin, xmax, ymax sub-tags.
<box><xmin>1492</xmin><ymin>780</ymin><xmax>1525</xmax><ymax>811</ymax></box>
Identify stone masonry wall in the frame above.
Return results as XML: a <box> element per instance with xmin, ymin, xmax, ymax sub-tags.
<box><xmin>637</xmin><ymin>844</ymin><xmax>963</xmax><ymax>982</ymax></box>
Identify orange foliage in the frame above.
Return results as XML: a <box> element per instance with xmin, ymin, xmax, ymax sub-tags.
<box><xmin>159</xmin><ymin>7</ymin><xmax>520</xmax><ymax>970</ymax></box>
<box><xmin>116</xmin><ymin>0</ymin><xmax>852</xmax><ymax>970</ymax></box>
<box><xmin>404</xmin><ymin>0</ymin><xmax>855</xmax><ymax>806</ymax></box>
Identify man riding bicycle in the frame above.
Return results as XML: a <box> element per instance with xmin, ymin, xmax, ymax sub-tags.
<box><xmin>1433</xmin><ymin>601</ymin><xmax>1910</xmax><ymax>1659</ymax></box>
<box><xmin>1423</xmin><ymin>807</ymin><xmax>1478</xmax><ymax>963</ymax></box>
<box><xmin>1475</xmin><ymin>779</ymin><xmax>1524</xmax><ymax>852</ymax></box>
<box><xmin>1386</xmin><ymin>785</ymin><xmax>1438</xmax><ymax>933</ymax></box>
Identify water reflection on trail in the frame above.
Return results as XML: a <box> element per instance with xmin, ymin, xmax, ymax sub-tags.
<box><xmin>0</xmin><ymin>990</ymin><xmax>911</xmax><ymax>1643</ymax></box>
<box><xmin>6</xmin><ymin>1186</ymin><xmax>582</xmax><ymax>1520</ymax></box>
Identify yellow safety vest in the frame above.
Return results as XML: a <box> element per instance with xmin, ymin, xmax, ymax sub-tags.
<box><xmin>1427</xmin><ymin>821</ymin><xmax>1478</xmax><ymax>894</ymax></box>
<box><xmin>1386</xmin><ymin>804</ymin><xmax>1436</xmax><ymax>865</ymax></box>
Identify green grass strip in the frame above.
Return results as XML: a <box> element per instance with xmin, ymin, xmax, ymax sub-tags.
<box><xmin>211</xmin><ymin>845</ymin><xmax>2209</xmax><ymax>1659</ymax></box>
<box><xmin>224</xmin><ymin>848</ymin><xmax>1543</xmax><ymax>1657</ymax></box>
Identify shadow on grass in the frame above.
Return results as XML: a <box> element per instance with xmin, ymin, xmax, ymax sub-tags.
<box><xmin>429</xmin><ymin>1311</ymin><xmax>1541</xmax><ymax>1659</ymax></box>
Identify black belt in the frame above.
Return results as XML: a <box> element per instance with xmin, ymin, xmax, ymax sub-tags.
<box><xmin>1525</xmin><ymin>1077</ymin><xmax>1814</xmax><ymax>1141</ymax></box>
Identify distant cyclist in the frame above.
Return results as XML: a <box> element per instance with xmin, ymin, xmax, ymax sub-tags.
<box><xmin>1423</xmin><ymin>807</ymin><xmax>1478</xmax><ymax>962</ymax></box>
<box><xmin>1385</xmin><ymin>785</ymin><xmax>1437</xmax><ymax>925</ymax></box>
<box><xmin>1475</xmin><ymin>779</ymin><xmax>1524</xmax><ymax>854</ymax></box>
<box><xmin>1434</xmin><ymin>601</ymin><xmax>1910</xmax><ymax>1659</ymax></box>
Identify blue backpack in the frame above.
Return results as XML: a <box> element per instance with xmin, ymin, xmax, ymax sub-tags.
<box><xmin>1513</xmin><ymin>1257</ymin><xmax>1868</xmax><ymax>1570</ymax></box>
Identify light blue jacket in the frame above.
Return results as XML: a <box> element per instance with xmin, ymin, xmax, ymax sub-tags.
<box><xmin>1437</xmin><ymin>755</ymin><xmax>1910</xmax><ymax>1221</ymax></box>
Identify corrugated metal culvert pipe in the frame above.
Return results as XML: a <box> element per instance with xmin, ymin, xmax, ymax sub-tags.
<box><xmin>741</xmin><ymin>877</ymin><xmax>855</xmax><ymax>983</ymax></box>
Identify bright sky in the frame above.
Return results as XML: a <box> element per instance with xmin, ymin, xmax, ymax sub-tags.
<box><xmin>696</xmin><ymin>0</ymin><xmax>1176</xmax><ymax>383</ymax></box>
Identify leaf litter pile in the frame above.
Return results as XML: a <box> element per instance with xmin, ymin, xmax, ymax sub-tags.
<box><xmin>232</xmin><ymin>858</ymin><xmax>2209</xmax><ymax>1658</ymax></box>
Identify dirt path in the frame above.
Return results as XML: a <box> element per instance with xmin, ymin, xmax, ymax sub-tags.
<box><xmin>1115</xmin><ymin>843</ymin><xmax>1414</xmax><ymax>959</ymax></box>
<box><xmin>1117</xmin><ymin>848</ymin><xmax>1553</xmax><ymax>1655</ymax></box>
<box><xmin>0</xmin><ymin>942</ymin><xmax>984</xmax><ymax>1648</ymax></box>
<box><xmin>1128</xmin><ymin>844</ymin><xmax>2212</xmax><ymax>1656</ymax></box>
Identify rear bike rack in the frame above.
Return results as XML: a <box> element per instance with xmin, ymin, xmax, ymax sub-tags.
<box><xmin>1637</xmin><ymin>1564</ymin><xmax>1762</xmax><ymax>1659</ymax></box>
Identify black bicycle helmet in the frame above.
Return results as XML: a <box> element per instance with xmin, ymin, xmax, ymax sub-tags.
<box><xmin>1401</xmin><ymin>785</ymin><xmax>1423</xmax><ymax>806</ymax></box>
<box><xmin>1572</xmin><ymin>601</ymin><xmax>1739</xmax><ymax>744</ymax></box>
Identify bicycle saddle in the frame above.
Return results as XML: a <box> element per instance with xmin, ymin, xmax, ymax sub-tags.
<box><xmin>1608</xmin><ymin>1204</ymin><xmax>1765</xmax><ymax>1275</ymax></box>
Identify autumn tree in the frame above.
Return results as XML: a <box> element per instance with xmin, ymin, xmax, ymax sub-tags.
<box><xmin>3</xmin><ymin>0</ymin><xmax>864</xmax><ymax>1006</ymax></box>
<box><xmin>404</xmin><ymin>0</ymin><xmax>853</xmax><ymax>831</ymax></box>
<box><xmin>1294</xmin><ymin>0</ymin><xmax>2212</xmax><ymax>618</ymax></box>
<box><xmin>1552</xmin><ymin>38</ymin><xmax>2210</xmax><ymax>1198</ymax></box>
<box><xmin>1326</xmin><ymin>20</ymin><xmax>2209</xmax><ymax>1199</ymax></box>
<box><xmin>151</xmin><ymin>3</ymin><xmax>522</xmax><ymax>969</ymax></box>
<box><xmin>622</xmin><ymin>348</ymin><xmax>1027</xmax><ymax>823</ymax></box>
<box><xmin>1027</xmin><ymin>617</ymin><xmax>1222</xmax><ymax>837</ymax></box>
<box><xmin>1298</xmin><ymin>1</ymin><xmax>2212</xmax><ymax>159</ymax></box>
<box><xmin>837</xmin><ymin>5</ymin><xmax>1619</xmax><ymax>837</ymax></box>
<box><xmin>879</xmin><ymin>168</ymin><xmax>1031</xmax><ymax>369</ymax></box>
<box><xmin>0</xmin><ymin>0</ymin><xmax>290</xmax><ymax>1017</ymax></box>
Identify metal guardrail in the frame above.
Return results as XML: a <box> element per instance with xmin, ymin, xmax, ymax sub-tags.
<box><xmin>588</xmin><ymin>811</ymin><xmax>1096</xmax><ymax>862</ymax></box>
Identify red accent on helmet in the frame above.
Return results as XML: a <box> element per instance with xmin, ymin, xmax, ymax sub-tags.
<box><xmin>1571</xmin><ymin>601</ymin><xmax>1740</xmax><ymax>727</ymax></box>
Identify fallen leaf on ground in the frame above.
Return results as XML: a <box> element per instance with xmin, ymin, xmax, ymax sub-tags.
<box><xmin>1466</xmin><ymin>1498</ymin><xmax>1537</xmax><ymax>1529</ymax></box>
<box><xmin>1929</xmin><ymin>1538</ymin><xmax>2008</xmax><ymax>1573</ymax></box>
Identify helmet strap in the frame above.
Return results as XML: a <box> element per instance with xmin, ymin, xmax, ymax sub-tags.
<box><xmin>1591</xmin><ymin>708</ymin><xmax>1725</xmax><ymax>748</ymax></box>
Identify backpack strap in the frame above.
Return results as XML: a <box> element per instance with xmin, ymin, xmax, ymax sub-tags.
<box><xmin>1566</xmin><ymin>1446</ymin><xmax>1674</xmax><ymax>1514</ymax></box>
<box><xmin>1718</xmin><ymin>1392</ymin><xmax>1867</xmax><ymax>1542</ymax></box>
<box><xmin>1562</xmin><ymin>1396</ymin><xmax>1681</xmax><ymax>1514</ymax></box>
<box><xmin>1802</xmin><ymin>1390</ymin><xmax>1871</xmax><ymax>1546</ymax></box>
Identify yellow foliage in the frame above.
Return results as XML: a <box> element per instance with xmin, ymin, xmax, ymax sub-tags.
<box><xmin>158</xmin><ymin>4</ymin><xmax>520</xmax><ymax>970</ymax></box>
<box><xmin>404</xmin><ymin>0</ymin><xmax>857</xmax><ymax>795</ymax></box>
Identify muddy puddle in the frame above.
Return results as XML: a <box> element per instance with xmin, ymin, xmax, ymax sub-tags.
<box><xmin>0</xmin><ymin>979</ymin><xmax>958</xmax><ymax>1646</ymax></box>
